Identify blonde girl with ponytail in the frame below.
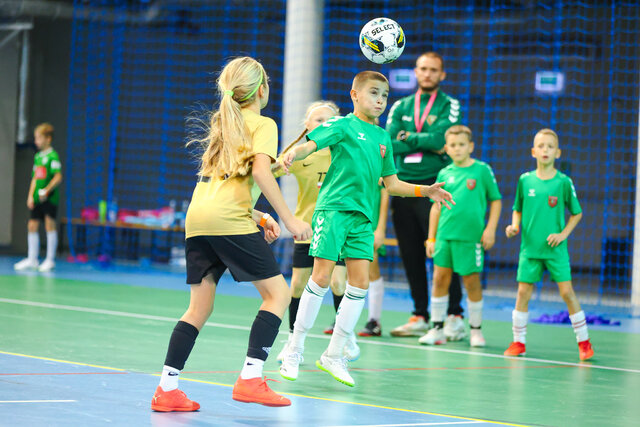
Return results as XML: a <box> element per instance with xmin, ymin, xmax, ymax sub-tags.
<box><xmin>151</xmin><ymin>57</ymin><xmax>311</xmax><ymax>412</ymax></box>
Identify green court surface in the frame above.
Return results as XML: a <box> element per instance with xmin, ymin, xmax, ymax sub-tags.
<box><xmin>2</xmin><ymin>273</ymin><xmax>640</xmax><ymax>426</ymax></box>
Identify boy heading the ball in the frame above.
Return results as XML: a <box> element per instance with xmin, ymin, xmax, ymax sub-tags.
<box><xmin>278</xmin><ymin>71</ymin><xmax>454</xmax><ymax>387</ymax></box>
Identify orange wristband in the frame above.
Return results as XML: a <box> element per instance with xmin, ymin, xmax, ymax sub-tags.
<box><xmin>259</xmin><ymin>213</ymin><xmax>271</xmax><ymax>227</ymax></box>
<box><xmin>414</xmin><ymin>185</ymin><xmax>422</xmax><ymax>197</ymax></box>
<box><xmin>427</xmin><ymin>238</ymin><xmax>436</xmax><ymax>243</ymax></box>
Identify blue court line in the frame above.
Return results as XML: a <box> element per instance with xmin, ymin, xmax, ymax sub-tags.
<box><xmin>1</xmin><ymin>351</ymin><xmax>525</xmax><ymax>427</ymax></box>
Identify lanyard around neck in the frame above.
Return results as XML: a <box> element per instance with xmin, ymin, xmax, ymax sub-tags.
<box><xmin>414</xmin><ymin>88</ymin><xmax>438</xmax><ymax>133</ymax></box>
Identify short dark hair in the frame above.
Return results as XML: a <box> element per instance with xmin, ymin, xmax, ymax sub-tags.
<box><xmin>416</xmin><ymin>51</ymin><xmax>444</xmax><ymax>70</ymax></box>
<box><xmin>352</xmin><ymin>71</ymin><xmax>389</xmax><ymax>91</ymax></box>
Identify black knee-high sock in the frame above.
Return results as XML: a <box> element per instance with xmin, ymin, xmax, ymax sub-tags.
<box><xmin>289</xmin><ymin>297</ymin><xmax>300</xmax><ymax>332</ymax></box>
<box><xmin>164</xmin><ymin>320</ymin><xmax>199</xmax><ymax>370</ymax></box>
<box><xmin>333</xmin><ymin>293</ymin><xmax>343</xmax><ymax>313</ymax></box>
<box><xmin>247</xmin><ymin>310</ymin><xmax>282</xmax><ymax>361</ymax></box>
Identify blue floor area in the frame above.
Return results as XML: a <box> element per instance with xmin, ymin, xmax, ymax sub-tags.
<box><xmin>2</xmin><ymin>255</ymin><xmax>639</xmax><ymax>334</ymax></box>
<box><xmin>1</xmin><ymin>353</ymin><xmax>499</xmax><ymax>427</ymax></box>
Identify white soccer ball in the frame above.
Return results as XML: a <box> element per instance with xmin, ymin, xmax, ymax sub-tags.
<box><xmin>359</xmin><ymin>17</ymin><xmax>405</xmax><ymax>64</ymax></box>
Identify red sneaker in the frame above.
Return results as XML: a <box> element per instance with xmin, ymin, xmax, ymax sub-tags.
<box><xmin>504</xmin><ymin>341</ymin><xmax>526</xmax><ymax>356</ymax></box>
<box><xmin>151</xmin><ymin>386</ymin><xmax>200</xmax><ymax>412</ymax></box>
<box><xmin>232</xmin><ymin>376</ymin><xmax>291</xmax><ymax>407</ymax></box>
<box><xmin>578</xmin><ymin>339</ymin><xmax>594</xmax><ymax>361</ymax></box>
<box><xmin>323</xmin><ymin>322</ymin><xmax>335</xmax><ymax>335</ymax></box>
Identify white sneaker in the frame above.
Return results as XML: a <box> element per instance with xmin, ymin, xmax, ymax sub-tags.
<box><xmin>390</xmin><ymin>315</ymin><xmax>430</xmax><ymax>337</ymax></box>
<box><xmin>279</xmin><ymin>348</ymin><xmax>303</xmax><ymax>381</ymax></box>
<box><xmin>444</xmin><ymin>315</ymin><xmax>467</xmax><ymax>341</ymax></box>
<box><xmin>316</xmin><ymin>351</ymin><xmax>354</xmax><ymax>387</ymax></box>
<box><xmin>38</xmin><ymin>259</ymin><xmax>56</xmax><ymax>272</ymax></box>
<box><xmin>276</xmin><ymin>334</ymin><xmax>292</xmax><ymax>363</ymax></box>
<box><xmin>343</xmin><ymin>333</ymin><xmax>360</xmax><ymax>362</ymax></box>
<box><xmin>418</xmin><ymin>327</ymin><xmax>446</xmax><ymax>345</ymax></box>
<box><xmin>470</xmin><ymin>328</ymin><xmax>486</xmax><ymax>347</ymax></box>
<box><xmin>14</xmin><ymin>258</ymin><xmax>39</xmax><ymax>271</ymax></box>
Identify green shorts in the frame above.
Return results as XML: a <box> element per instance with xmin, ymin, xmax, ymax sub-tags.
<box><xmin>433</xmin><ymin>239</ymin><xmax>484</xmax><ymax>276</ymax></box>
<box><xmin>516</xmin><ymin>255</ymin><xmax>572</xmax><ymax>283</ymax></box>
<box><xmin>310</xmin><ymin>210</ymin><xmax>374</xmax><ymax>262</ymax></box>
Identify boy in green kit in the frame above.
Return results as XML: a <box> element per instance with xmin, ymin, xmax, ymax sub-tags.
<box><xmin>279</xmin><ymin>71</ymin><xmax>454</xmax><ymax>387</ymax></box>
<box><xmin>422</xmin><ymin>125</ymin><xmax>502</xmax><ymax>347</ymax></box>
<box><xmin>504</xmin><ymin>129</ymin><xmax>594</xmax><ymax>361</ymax></box>
<box><xmin>14</xmin><ymin>123</ymin><xmax>63</xmax><ymax>272</ymax></box>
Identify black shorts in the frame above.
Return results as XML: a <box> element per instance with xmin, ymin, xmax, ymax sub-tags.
<box><xmin>30</xmin><ymin>201</ymin><xmax>58</xmax><ymax>221</ymax></box>
<box><xmin>292</xmin><ymin>243</ymin><xmax>345</xmax><ymax>269</ymax></box>
<box><xmin>185</xmin><ymin>232</ymin><xmax>281</xmax><ymax>284</ymax></box>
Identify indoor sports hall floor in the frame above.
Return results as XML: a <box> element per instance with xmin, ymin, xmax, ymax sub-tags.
<box><xmin>1</xmin><ymin>256</ymin><xmax>639</xmax><ymax>427</ymax></box>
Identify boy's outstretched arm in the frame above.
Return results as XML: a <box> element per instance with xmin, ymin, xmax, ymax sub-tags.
<box><xmin>547</xmin><ymin>212</ymin><xmax>582</xmax><ymax>247</ymax></box>
<box><xmin>482</xmin><ymin>199</ymin><xmax>502</xmax><ymax>250</ymax></box>
<box><xmin>505</xmin><ymin>210</ymin><xmax>521</xmax><ymax>238</ymax></box>
<box><xmin>382</xmin><ymin>174</ymin><xmax>454</xmax><ymax>209</ymax></box>
<box><xmin>426</xmin><ymin>202</ymin><xmax>441</xmax><ymax>258</ymax></box>
<box><xmin>281</xmin><ymin>140</ymin><xmax>318</xmax><ymax>172</ymax></box>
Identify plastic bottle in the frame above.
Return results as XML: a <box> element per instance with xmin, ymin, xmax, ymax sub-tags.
<box><xmin>169</xmin><ymin>199</ymin><xmax>177</xmax><ymax>227</ymax></box>
<box><xmin>179</xmin><ymin>199</ymin><xmax>189</xmax><ymax>228</ymax></box>
<box><xmin>107</xmin><ymin>198</ymin><xmax>118</xmax><ymax>223</ymax></box>
<box><xmin>98</xmin><ymin>200</ymin><xmax>107</xmax><ymax>223</ymax></box>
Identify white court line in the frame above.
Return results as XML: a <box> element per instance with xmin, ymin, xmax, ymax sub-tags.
<box><xmin>2</xmin><ymin>297</ymin><xmax>639</xmax><ymax>374</ymax></box>
<box><xmin>0</xmin><ymin>400</ymin><xmax>76</xmax><ymax>403</ymax></box>
<box><xmin>325</xmin><ymin>422</ymin><xmax>481</xmax><ymax>427</ymax></box>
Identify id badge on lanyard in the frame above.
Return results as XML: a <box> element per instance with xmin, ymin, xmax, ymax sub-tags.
<box><xmin>404</xmin><ymin>89</ymin><xmax>437</xmax><ymax>164</ymax></box>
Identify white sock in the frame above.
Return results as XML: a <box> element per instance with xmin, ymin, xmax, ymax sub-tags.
<box><xmin>27</xmin><ymin>232</ymin><xmax>39</xmax><ymax>261</ymax></box>
<box><xmin>468</xmin><ymin>298</ymin><xmax>483</xmax><ymax>329</ymax></box>
<box><xmin>512</xmin><ymin>310</ymin><xmax>529</xmax><ymax>344</ymax></box>
<box><xmin>327</xmin><ymin>283</ymin><xmax>367</xmax><ymax>357</ymax></box>
<box><xmin>159</xmin><ymin>365</ymin><xmax>180</xmax><ymax>391</ymax></box>
<box><xmin>240</xmin><ymin>356</ymin><xmax>264</xmax><ymax>380</ymax></box>
<box><xmin>290</xmin><ymin>278</ymin><xmax>328</xmax><ymax>351</ymax></box>
<box><xmin>368</xmin><ymin>277</ymin><xmax>384</xmax><ymax>321</ymax></box>
<box><xmin>431</xmin><ymin>295</ymin><xmax>448</xmax><ymax>325</ymax></box>
<box><xmin>569</xmin><ymin>310</ymin><xmax>589</xmax><ymax>342</ymax></box>
<box><xmin>46</xmin><ymin>231</ymin><xmax>57</xmax><ymax>262</ymax></box>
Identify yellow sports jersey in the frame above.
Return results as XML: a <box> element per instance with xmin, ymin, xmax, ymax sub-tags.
<box><xmin>185</xmin><ymin>109</ymin><xmax>277</xmax><ymax>237</ymax></box>
<box><xmin>287</xmin><ymin>148</ymin><xmax>331</xmax><ymax>243</ymax></box>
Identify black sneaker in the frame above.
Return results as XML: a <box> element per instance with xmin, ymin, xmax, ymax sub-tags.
<box><xmin>358</xmin><ymin>319</ymin><xmax>382</xmax><ymax>337</ymax></box>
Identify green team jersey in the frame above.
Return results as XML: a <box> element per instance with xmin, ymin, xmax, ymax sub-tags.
<box><xmin>385</xmin><ymin>90</ymin><xmax>461</xmax><ymax>181</ymax></box>
<box><xmin>32</xmin><ymin>147</ymin><xmax>62</xmax><ymax>205</ymax></box>
<box><xmin>307</xmin><ymin>113</ymin><xmax>396</xmax><ymax>223</ymax></box>
<box><xmin>436</xmin><ymin>160</ymin><xmax>502</xmax><ymax>242</ymax></box>
<box><xmin>513</xmin><ymin>170</ymin><xmax>582</xmax><ymax>259</ymax></box>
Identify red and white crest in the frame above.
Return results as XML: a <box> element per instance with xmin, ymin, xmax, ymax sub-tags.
<box><xmin>379</xmin><ymin>144</ymin><xmax>387</xmax><ymax>158</ymax></box>
<box><xmin>466</xmin><ymin>179</ymin><xmax>476</xmax><ymax>190</ymax></box>
<box><xmin>35</xmin><ymin>166</ymin><xmax>47</xmax><ymax>179</ymax></box>
<box><xmin>548</xmin><ymin>196</ymin><xmax>558</xmax><ymax>207</ymax></box>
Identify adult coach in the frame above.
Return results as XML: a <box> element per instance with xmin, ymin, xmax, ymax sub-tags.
<box><xmin>386</xmin><ymin>52</ymin><xmax>465</xmax><ymax>339</ymax></box>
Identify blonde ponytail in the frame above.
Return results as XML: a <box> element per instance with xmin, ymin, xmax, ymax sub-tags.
<box><xmin>189</xmin><ymin>57</ymin><xmax>269</xmax><ymax>179</ymax></box>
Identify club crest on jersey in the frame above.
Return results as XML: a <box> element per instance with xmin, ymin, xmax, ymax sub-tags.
<box><xmin>35</xmin><ymin>166</ymin><xmax>47</xmax><ymax>179</ymax></box>
<box><xmin>466</xmin><ymin>179</ymin><xmax>476</xmax><ymax>190</ymax></box>
<box><xmin>548</xmin><ymin>196</ymin><xmax>558</xmax><ymax>207</ymax></box>
<box><xmin>427</xmin><ymin>115</ymin><xmax>437</xmax><ymax>126</ymax></box>
<box><xmin>380</xmin><ymin>144</ymin><xmax>386</xmax><ymax>158</ymax></box>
